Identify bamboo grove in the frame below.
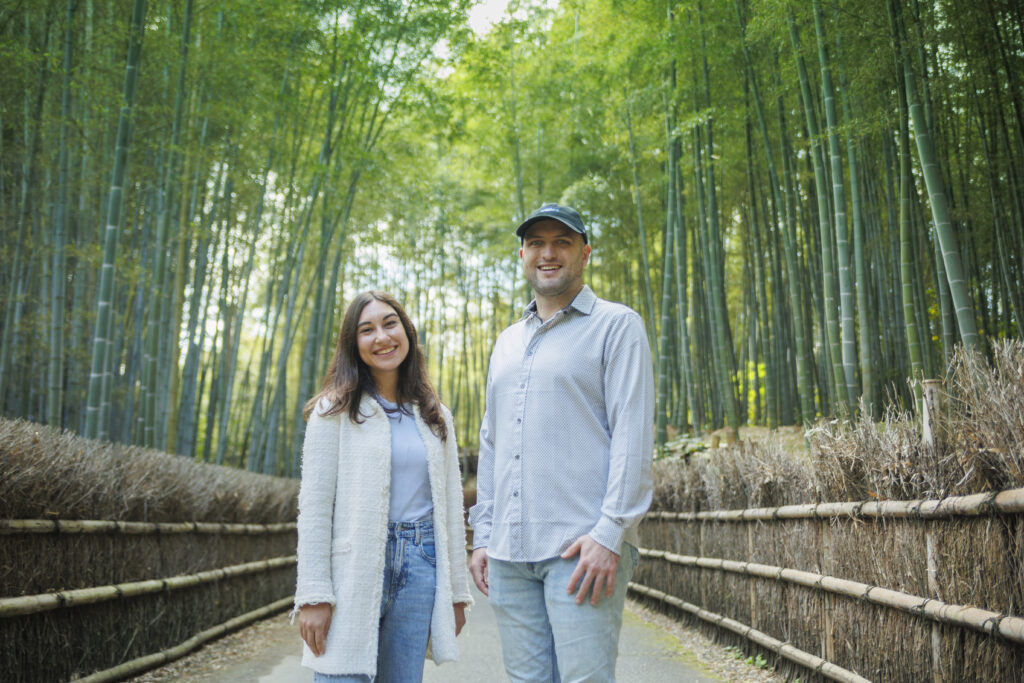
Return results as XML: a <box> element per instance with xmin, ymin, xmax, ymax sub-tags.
<box><xmin>1</xmin><ymin>0</ymin><xmax>1021</xmax><ymax>475</ymax></box>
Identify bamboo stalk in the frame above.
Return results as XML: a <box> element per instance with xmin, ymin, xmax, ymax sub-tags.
<box><xmin>639</xmin><ymin>549</ymin><xmax>1024</xmax><ymax>645</ymax></box>
<box><xmin>628</xmin><ymin>582</ymin><xmax>872</xmax><ymax>683</ymax></box>
<box><xmin>71</xmin><ymin>595</ymin><xmax>293</xmax><ymax>682</ymax></box>
<box><xmin>0</xmin><ymin>519</ymin><xmax>296</xmax><ymax>535</ymax></box>
<box><xmin>644</xmin><ymin>486</ymin><xmax>1024</xmax><ymax>522</ymax></box>
<box><xmin>0</xmin><ymin>556</ymin><xmax>296</xmax><ymax>618</ymax></box>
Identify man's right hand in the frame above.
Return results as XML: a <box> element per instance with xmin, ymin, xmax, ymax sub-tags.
<box><xmin>298</xmin><ymin>602</ymin><xmax>332</xmax><ymax>656</ymax></box>
<box><xmin>469</xmin><ymin>548</ymin><xmax>489</xmax><ymax>596</ymax></box>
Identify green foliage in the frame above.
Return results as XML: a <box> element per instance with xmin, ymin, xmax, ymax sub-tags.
<box><xmin>658</xmin><ymin>433</ymin><xmax>709</xmax><ymax>460</ymax></box>
<box><xmin>1</xmin><ymin>0</ymin><xmax>1021</xmax><ymax>466</ymax></box>
<box><xmin>746</xmin><ymin>652</ymin><xmax>770</xmax><ymax>669</ymax></box>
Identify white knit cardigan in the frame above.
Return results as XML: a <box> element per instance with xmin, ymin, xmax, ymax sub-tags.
<box><xmin>293</xmin><ymin>395</ymin><xmax>473</xmax><ymax>676</ymax></box>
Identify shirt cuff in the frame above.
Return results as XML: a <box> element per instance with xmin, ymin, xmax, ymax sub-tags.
<box><xmin>589</xmin><ymin>515</ymin><xmax>625</xmax><ymax>555</ymax></box>
<box><xmin>471</xmin><ymin>527</ymin><xmax>490</xmax><ymax>550</ymax></box>
<box><xmin>468</xmin><ymin>502</ymin><xmax>492</xmax><ymax>549</ymax></box>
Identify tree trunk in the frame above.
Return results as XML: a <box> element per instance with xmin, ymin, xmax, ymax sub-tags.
<box><xmin>893</xmin><ymin>0</ymin><xmax>980</xmax><ymax>349</ymax></box>
<box><xmin>48</xmin><ymin>0</ymin><xmax>75</xmax><ymax>426</ymax></box>
<box><xmin>788</xmin><ymin>10</ymin><xmax>847</xmax><ymax>415</ymax></box>
<box><xmin>625</xmin><ymin>101</ymin><xmax>658</xmax><ymax>347</ymax></box>
<box><xmin>84</xmin><ymin>0</ymin><xmax>147</xmax><ymax>440</ymax></box>
<box><xmin>813</xmin><ymin>0</ymin><xmax>857</xmax><ymax>413</ymax></box>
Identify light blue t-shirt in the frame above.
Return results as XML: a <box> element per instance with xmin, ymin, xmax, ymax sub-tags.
<box><xmin>377</xmin><ymin>397</ymin><xmax>433</xmax><ymax>522</ymax></box>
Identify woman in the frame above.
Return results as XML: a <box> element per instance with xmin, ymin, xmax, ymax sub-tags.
<box><xmin>293</xmin><ymin>290</ymin><xmax>472</xmax><ymax>682</ymax></box>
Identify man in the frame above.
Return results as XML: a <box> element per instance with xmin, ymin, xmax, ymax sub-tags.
<box><xmin>469</xmin><ymin>203</ymin><xmax>655</xmax><ymax>682</ymax></box>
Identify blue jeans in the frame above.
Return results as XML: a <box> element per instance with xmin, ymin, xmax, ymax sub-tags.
<box><xmin>489</xmin><ymin>544</ymin><xmax>639</xmax><ymax>683</ymax></box>
<box><xmin>314</xmin><ymin>520</ymin><xmax>437</xmax><ymax>683</ymax></box>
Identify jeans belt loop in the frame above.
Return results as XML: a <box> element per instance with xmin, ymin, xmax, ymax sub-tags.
<box><xmin>415</xmin><ymin>523</ymin><xmax>421</xmax><ymax>545</ymax></box>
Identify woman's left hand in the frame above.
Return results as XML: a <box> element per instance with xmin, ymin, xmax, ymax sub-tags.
<box><xmin>298</xmin><ymin>602</ymin><xmax>333</xmax><ymax>656</ymax></box>
<box><xmin>453</xmin><ymin>603</ymin><xmax>467</xmax><ymax>636</ymax></box>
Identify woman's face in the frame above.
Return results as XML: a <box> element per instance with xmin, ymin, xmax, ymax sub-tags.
<box><xmin>355</xmin><ymin>299</ymin><xmax>410</xmax><ymax>382</ymax></box>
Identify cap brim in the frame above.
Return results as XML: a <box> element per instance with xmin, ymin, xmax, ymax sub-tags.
<box><xmin>514</xmin><ymin>215</ymin><xmax>550</xmax><ymax>238</ymax></box>
<box><xmin>515</xmin><ymin>216</ymin><xmax>587</xmax><ymax>241</ymax></box>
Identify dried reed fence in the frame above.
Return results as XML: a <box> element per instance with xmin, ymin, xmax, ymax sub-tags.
<box><xmin>0</xmin><ymin>418</ymin><xmax>300</xmax><ymax>682</ymax></box>
<box><xmin>634</xmin><ymin>343</ymin><xmax>1024</xmax><ymax>682</ymax></box>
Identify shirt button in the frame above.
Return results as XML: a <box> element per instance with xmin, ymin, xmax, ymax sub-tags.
<box><xmin>520</xmin><ymin>383</ymin><xmax>526</xmax><ymax>389</ymax></box>
<box><xmin>514</xmin><ymin>454</ymin><xmax>520</xmax><ymax>460</ymax></box>
<box><xmin>516</xmin><ymin>418</ymin><xmax>521</xmax><ymax>424</ymax></box>
<box><xmin>513</xmin><ymin>491</ymin><xmax>518</xmax><ymax>497</ymax></box>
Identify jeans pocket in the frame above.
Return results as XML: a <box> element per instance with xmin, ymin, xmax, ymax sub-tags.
<box><xmin>418</xmin><ymin>539</ymin><xmax>437</xmax><ymax>566</ymax></box>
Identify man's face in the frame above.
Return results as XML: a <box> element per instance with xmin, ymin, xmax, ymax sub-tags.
<box><xmin>520</xmin><ymin>220</ymin><xmax>591</xmax><ymax>299</ymax></box>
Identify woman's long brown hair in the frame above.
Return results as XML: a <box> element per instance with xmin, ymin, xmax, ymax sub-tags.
<box><xmin>303</xmin><ymin>290</ymin><xmax>447</xmax><ymax>441</ymax></box>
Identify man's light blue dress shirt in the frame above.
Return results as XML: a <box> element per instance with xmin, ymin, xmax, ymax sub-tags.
<box><xmin>469</xmin><ymin>285</ymin><xmax>655</xmax><ymax>562</ymax></box>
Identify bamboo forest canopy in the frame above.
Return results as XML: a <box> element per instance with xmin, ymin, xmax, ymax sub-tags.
<box><xmin>1</xmin><ymin>0</ymin><xmax>1021</xmax><ymax>475</ymax></box>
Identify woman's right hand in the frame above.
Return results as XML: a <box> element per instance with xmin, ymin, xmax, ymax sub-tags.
<box><xmin>298</xmin><ymin>603</ymin><xmax>333</xmax><ymax>656</ymax></box>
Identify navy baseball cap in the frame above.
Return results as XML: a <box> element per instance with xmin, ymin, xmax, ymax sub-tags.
<box><xmin>515</xmin><ymin>203</ymin><xmax>588</xmax><ymax>244</ymax></box>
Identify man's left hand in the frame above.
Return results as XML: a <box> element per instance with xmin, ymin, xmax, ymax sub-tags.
<box><xmin>561</xmin><ymin>534</ymin><xmax>620</xmax><ymax>606</ymax></box>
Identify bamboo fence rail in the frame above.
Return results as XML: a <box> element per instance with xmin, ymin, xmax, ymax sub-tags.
<box><xmin>0</xmin><ymin>519</ymin><xmax>296</xmax><ymax>534</ymax></box>
<box><xmin>645</xmin><ymin>487</ymin><xmax>1024</xmax><ymax>522</ymax></box>
<box><xmin>636</xmin><ymin>485</ymin><xmax>1024</xmax><ymax>680</ymax></box>
<box><xmin>637</xmin><ymin>549</ymin><xmax>1024</xmax><ymax>645</ymax></box>
<box><xmin>629</xmin><ymin>582</ymin><xmax>871</xmax><ymax>683</ymax></box>
<box><xmin>0</xmin><ymin>556</ymin><xmax>296</xmax><ymax>618</ymax></box>
<box><xmin>0</xmin><ymin>417</ymin><xmax>301</xmax><ymax>681</ymax></box>
<box><xmin>70</xmin><ymin>596</ymin><xmax>294</xmax><ymax>683</ymax></box>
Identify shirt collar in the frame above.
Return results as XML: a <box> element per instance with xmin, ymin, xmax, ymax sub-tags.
<box><xmin>522</xmin><ymin>284</ymin><xmax>596</xmax><ymax>321</ymax></box>
<box><xmin>372</xmin><ymin>393</ymin><xmax>411</xmax><ymax>417</ymax></box>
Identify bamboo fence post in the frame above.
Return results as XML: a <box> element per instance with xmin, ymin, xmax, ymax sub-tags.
<box><xmin>747</xmin><ymin>521</ymin><xmax>757</xmax><ymax>630</ymax></box>
<box><xmin>921</xmin><ymin>378</ymin><xmax>942</xmax><ymax>448</ymax></box>
<box><xmin>922</xmin><ymin>378</ymin><xmax>944</xmax><ymax>682</ymax></box>
<box><xmin>699</xmin><ymin>517</ymin><xmax>706</xmax><ymax>613</ymax></box>
<box><xmin>821</xmin><ymin>517</ymin><xmax>835</xmax><ymax>665</ymax></box>
<box><xmin>926</xmin><ymin>530</ymin><xmax>943</xmax><ymax>683</ymax></box>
